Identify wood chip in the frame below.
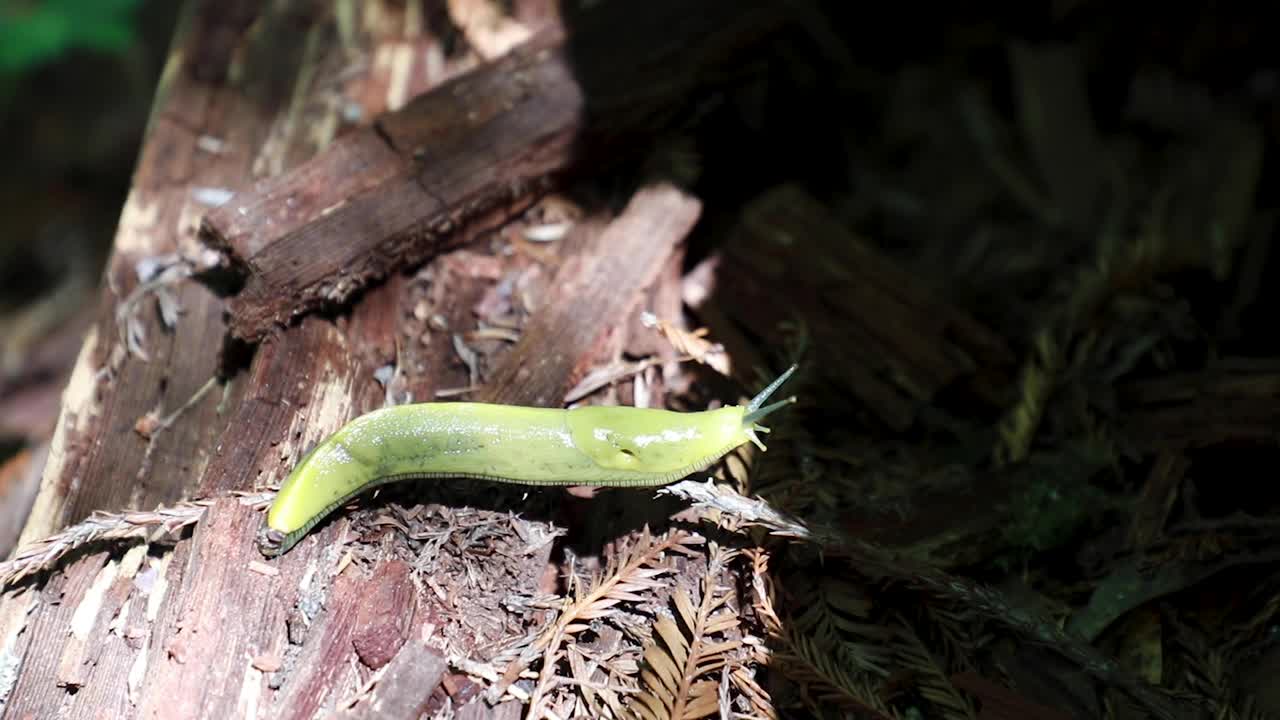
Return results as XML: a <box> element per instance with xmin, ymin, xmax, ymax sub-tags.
<box><xmin>251</xmin><ymin>653</ymin><xmax>283</xmax><ymax>672</ymax></box>
<box><xmin>247</xmin><ymin>561</ymin><xmax>279</xmax><ymax>577</ymax></box>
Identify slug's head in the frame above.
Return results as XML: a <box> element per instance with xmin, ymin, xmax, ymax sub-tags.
<box><xmin>566</xmin><ymin>364</ymin><xmax>799</xmax><ymax>477</ymax></box>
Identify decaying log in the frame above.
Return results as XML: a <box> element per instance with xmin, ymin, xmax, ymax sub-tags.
<box><xmin>686</xmin><ymin>184</ymin><xmax>1015</xmax><ymax>431</ymax></box>
<box><xmin>0</xmin><ymin>0</ymin><xmax>727</xmax><ymax>718</ymax></box>
<box><xmin>200</xmin><ymin>0</ymin><xmax>781</xmax><ymax>343</ymax></box>
<box><xmin>1119</xmin><ymin>365</ymin><xmax>1280</xmax><ymax>451</ymax></box>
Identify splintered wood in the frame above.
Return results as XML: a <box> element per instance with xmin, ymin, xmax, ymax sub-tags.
<box><xmin>477</xmin><ymin>185</ymin><xmax>701</xmax><ymax>407</ymax></box>
<box><xmin>200</xmin><ymin>0</ymin><xmax>780</xmax><ymax>343</ymax></box>
<box><xmin>199</xmin><ymin>34</ymin><xmax>573</xmax><ymax>342</ymax></box>
<box><xmin>331</xmin><ymin>639</ymin><xmax>447</xmax><ymax>719</ymax></box>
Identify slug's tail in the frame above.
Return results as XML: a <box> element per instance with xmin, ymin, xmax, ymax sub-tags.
<box><xmin>742</xmin><ymin>364</ymin><xmax>799</xmax><ymax>451</ymax></box>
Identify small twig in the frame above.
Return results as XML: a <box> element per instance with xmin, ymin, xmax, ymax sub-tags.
<box><xmin>450</xmin><ymin>656</ymin><xmax>532</xmax><ymax>702</ymax></box>
<box><xmin>1168</xmin><ymin>511</ymin><xmax>1280</xmax><ymax>536</ymax></box>
<box><xmin>658</xmin><ymin>479</ymin><xmax>836</xmax><ymax>544</ymax></box>
<box><xmin>0</xmin><ymin>492</ymin><xmax>274</xmax><ymax>586</ymax></box>
<box><xmin>563</xmin><ymin>355</ymin><xmax>695</xmax><ymax>404</ymax></box>
<box><xmin>434</xmin><ymin>385</ymin><xmax>482</xmax><ymax>398</ymax></box>
<box><xmin>452</xmin><ymin>333</ymin><xmax>480</xmax><ymax>389</ymax></box>
<box><xmin>135</xmin><ymin>375</ymin><xmax>221</xmax><ymax>439</ymax></box>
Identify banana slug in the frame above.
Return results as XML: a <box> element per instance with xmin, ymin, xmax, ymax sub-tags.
<box><xmin>258</xmin><ymin>364</ymin><xmax>798</xmax><ymax>556</ymax></box>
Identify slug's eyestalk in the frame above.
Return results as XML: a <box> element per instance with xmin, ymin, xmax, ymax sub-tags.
<box><xmin>742</xmin><ymin>363</ymin><xmax>799</xmax><ymax>451</ymax></box>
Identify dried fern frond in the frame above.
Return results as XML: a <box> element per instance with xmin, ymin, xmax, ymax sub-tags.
<box><xmin>730</xmin><ymin>665</ymin><xmax>779</xmax><ymax>720</ymax></box>
<box><xmin>639</xmin><ymin>312</ymin><xmax>729</xmax><ymax>376</ymax></box>
<box><xmin>912</xmin><ymin>602</ymin><xmax>983</xmax><ymax>675</ymax></box>
<box><xmin>892</xmin><ymin>615</ymin><xmax>976</xmax><ymax>720</ymax></box>
<box><xmin>630</xmin><ymin>546</ymin><xmax>742</xmax><ymax>720</ymax></box>
<box><xmin>790</xmin><ymin>575</ymin><xmax>893</xmax><ymax>678</ymax></box>
<box><xmin>991</xmin><ymin>220</ymin><xmax>1204</xmax><ymax>469</ymax></box>
<box><xmin>520</xmin><ymin>528</ymin><xmax>702</xmax><ymax>719</ymax></box>
<box><xmin>747</xmin><ymin>550</ymin><xmax>899</xmax><ymax>720</ymax></box>
<box><xmin>565</xmin><ymin>643</ymin><xmax>637</xmax><ymax>719</ymax></box>
<box><xmin>1164</xmin><ymin>612</ymin><xmax>1280</xmax><ymax>720</ymax></box>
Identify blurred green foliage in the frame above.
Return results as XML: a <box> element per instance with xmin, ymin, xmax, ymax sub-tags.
<box><xmin>0</xmin><ymin>0</ymin><xmax>140</xmax><ymax>75</ymax></box>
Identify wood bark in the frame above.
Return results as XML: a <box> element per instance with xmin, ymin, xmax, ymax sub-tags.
<box><xmin>201</xmin><ymin>0</ymin><xmax>779</xmax><ymax>342</ymax></box>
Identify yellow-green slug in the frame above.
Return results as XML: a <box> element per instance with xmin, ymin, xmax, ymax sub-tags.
<box><xmin>258</xmin><ymin>364</ymin><xmax>798</xmax><ymax>556</ymax></box>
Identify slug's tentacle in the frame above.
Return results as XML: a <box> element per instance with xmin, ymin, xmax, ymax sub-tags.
<box><xmin>743</xmin><ymin>396</ymin><xmax>798</xmax><ymax>428</ymax></box>
<box><xmin>742</xmin><ymin>364</ymin><xmax>800</xmax><ymax>450</ymax></box>
<box><xmin>747</xmin><ymin>363</ymin><xmax>799</xmax><ymax>412</ymax></box>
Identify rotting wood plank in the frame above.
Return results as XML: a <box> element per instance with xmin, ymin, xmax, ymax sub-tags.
<box><xmin>273</xmin><ymin>559</ymin><xmax>368</xmax><ymax>720</ymax></box>
<box><xmin>332</xmin><ymin>637</ymin><xmax>446</xmax><ymax>719</ymax></box>
<box><xmin>477</xmin><ymin>184</ymin><xmax>702</xmax><ymax>407</ymax></box>
<box><xmin>271</xmin><ymin>558</ymin><xmax>419</xmax><ymax>720</ymax></box>
<box><xmin>126</xmin><ymin>318</ymin><xmax>373</xmax><ymax>720</ymax></box>
<box><xmin>1</xmin><ymin>552</ymin><xmax>109</xmax><ymax>717</ymax></box>
<box><xmin>134</xmin><ymin>497</ymin><xmax>303</xmax><ymax>720</ymax></box>
<box><xmin>199</xmin><ymin>0</ymin><xmax>781</xmax><ymax>343</ymax></box>
<box><xmin>1118</xmin><ymin>368</ymin><xmax>1280</xmax><ymax>451</ymax></box>
<box><xmin>0</xmin><ymin>0</ymin><xmax>314</xmax><ymax>712</ymax></box>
